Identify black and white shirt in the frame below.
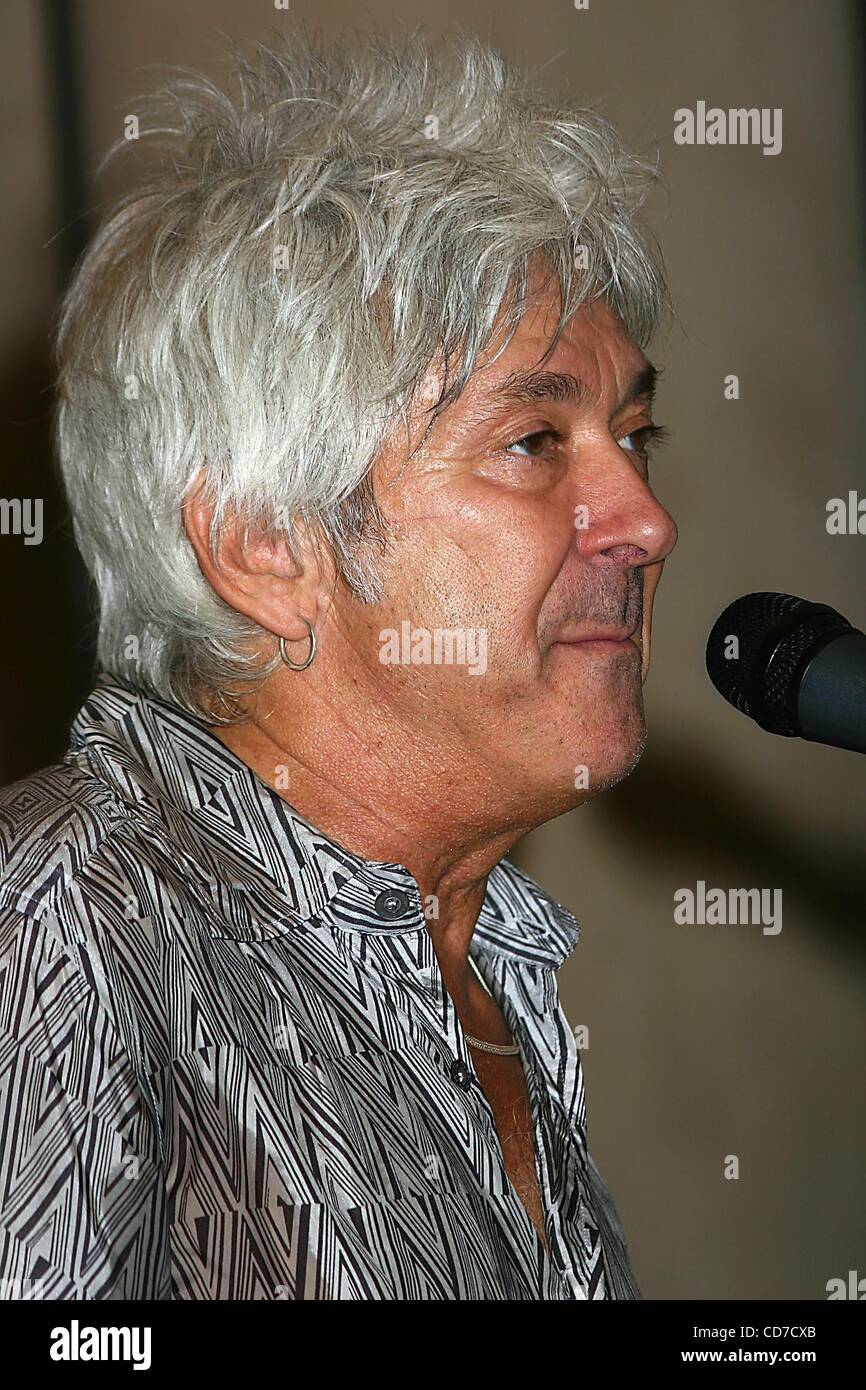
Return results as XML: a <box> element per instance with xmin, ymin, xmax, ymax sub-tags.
<box><xmin>0</xmin><ymin>673</ymin><xmax>640</xmax><ymax>1300</ymax></box>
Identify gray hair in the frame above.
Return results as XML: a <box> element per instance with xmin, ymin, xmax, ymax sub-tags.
<box><xmin>54</xmin><ymin>23</ymin><xmax>670</xmax><ymax>725</ymax></box>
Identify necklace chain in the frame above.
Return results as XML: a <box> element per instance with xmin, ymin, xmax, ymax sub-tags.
<box><xmin>464</xmin><ymin>954</ymin><xmax>520</xmax><ymax>1056</ymax></box>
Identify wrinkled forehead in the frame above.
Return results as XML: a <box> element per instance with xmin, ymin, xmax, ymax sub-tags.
<box><xmin>407</xmin><ymin>287</ymin><xmax>650</xmax><ymax>447</ymax></box>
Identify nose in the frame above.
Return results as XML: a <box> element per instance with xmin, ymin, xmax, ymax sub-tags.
<box><xmin>573</xmin><ymin>439</ymin><xmax>678</xmax><ymax>569</ymax></box>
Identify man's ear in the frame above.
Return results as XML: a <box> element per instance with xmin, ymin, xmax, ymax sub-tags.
<box><xmin>181</xmin><ymin>471</ymin><xmax>329</xmax><ymax>642</ymax></box>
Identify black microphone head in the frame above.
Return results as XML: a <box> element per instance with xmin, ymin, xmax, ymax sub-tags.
<box><xmin>706</xmin><ymin>592</ymin><xmax>854</xmax><ymax>736</ymax></box>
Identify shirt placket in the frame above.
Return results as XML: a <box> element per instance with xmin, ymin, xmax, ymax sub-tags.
<box><xmin>328</xmin><ymin>873</ymin><xmax>578</xmax><ymax>1295</ymax></box>
<box><xmin>496</xmin><ymin>963</ymin><xmax>620</xmax><ymax>1300</ymax></box>
<box><xmin>324</xmin><ymin>875</ymin><xmax>516</xmax><ymax>1200</ymax></box>
<box><xmin>473</xmin><ymin>950</ymin><xmax>588</xmax><ymax>1299</ymax></box>
<box><xmin>411</xmin><ymin>945</ymin><xmax>579</xmax><ymax>1299</ymax></box>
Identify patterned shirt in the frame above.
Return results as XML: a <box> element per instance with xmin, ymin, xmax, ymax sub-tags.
<box><xmin>0</xmin><ymin>672</ymin><xmax>640</xmax><ymax>1300</ymax></box>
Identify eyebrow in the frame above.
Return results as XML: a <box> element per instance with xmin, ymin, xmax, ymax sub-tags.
<box><xmin>468</xmin><ymin>360</ymin><xmax>659</xmax><ymax>422</ymax></box>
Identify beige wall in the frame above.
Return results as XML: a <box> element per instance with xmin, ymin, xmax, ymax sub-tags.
<box><xmin>2</xmin><ymin>0</ymin><xmax>864</xmax><ymax>1298</ymax></box>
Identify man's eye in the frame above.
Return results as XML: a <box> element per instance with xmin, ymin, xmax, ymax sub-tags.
<box><xmin>619</xmin><ymin>424</ymin><xmax>670</xmax><ymax>457</ymax></box>
<box><xmin>504</xmin><ymin>430</ymin><xmax>556</xmax><ymax>458</ymax></box>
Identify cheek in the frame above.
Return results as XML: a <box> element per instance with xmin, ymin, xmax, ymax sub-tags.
<box><xmin>426</xmin><ymin>496</ymin><xmax>572</xmax><ymax>640</ymax></box>
<box><xmin>419</xmin><ymin>478</ymin><xmax>569</xmax><ymax>586</ymax></box>
<box><xmin>376</xmin><ymin>458</ymin><xmax>576</xmax><ymax>643</ymax></box>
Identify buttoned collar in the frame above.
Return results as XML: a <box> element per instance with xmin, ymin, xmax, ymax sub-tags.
<box><xmin>67</xmin><ymin>672</ymin><xmax>580</xmax><ymax>969</ymax></box>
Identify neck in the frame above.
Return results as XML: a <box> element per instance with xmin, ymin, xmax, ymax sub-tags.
<box><xmin>209</xmin><ymin>679</ymin><xmax>533</xmax><ymax>970</ymax></box>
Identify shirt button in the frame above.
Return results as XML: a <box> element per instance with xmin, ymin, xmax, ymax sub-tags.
<box><xmin>449</xmin><ymin>1058</ymin><xmax>473</xmax><ymax>1091</ymax></box>
<box><xmin>373</xmin><ymin>888</ymin><xmax>410</xmax><ymax>920</ymax></box>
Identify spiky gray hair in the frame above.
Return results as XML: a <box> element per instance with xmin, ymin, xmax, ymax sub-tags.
<box><xmin>54</xmin><ymin>24</ymin><xmax>670</xmax><ymax>725</ymax></box>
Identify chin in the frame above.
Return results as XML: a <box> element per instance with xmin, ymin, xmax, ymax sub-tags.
<box><xmin>562</xmin><ymin>699</ymin><xmax>647</xmax><ymax>801</ymax></box>
<box><xmin>519</xmin><ymin>718</ymin><xmax>646</xmax><ymax>821</ymax></box>
<box><xmin>608</xmin><ymin>722</ymin><xmax>648</xmax><ymax>785</ymax></box>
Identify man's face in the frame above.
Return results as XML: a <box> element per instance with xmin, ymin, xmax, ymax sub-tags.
<box><xmin>328</xmin><ymin>285</ymin><xmax>677</xmax><ymax>818</ymax></box>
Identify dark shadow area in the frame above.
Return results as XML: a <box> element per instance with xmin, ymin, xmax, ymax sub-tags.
<box><xmin>0</xmin><ymin>1</ymin><xmax>96</xmax><ymax>785</ymax></box>
<box><xmin>0</xmin><ymin>346</ymin><xmax>95</xmax><ymax>783</ymax></box>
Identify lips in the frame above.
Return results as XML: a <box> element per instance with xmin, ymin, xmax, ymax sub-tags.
<box><xmin>555</xmin><ymin>625</ymin><xmax>639</xmax><ymax>645</ymax></box>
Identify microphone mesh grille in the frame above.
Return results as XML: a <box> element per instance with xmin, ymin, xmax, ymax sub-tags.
<box><xmin>706</xmin><ymin>591</ymin><xmax>852</xmax><ymax>735</ymax></box>
<box><xmin>706</xmin><ymin>592</ymin><xmax>806</xmax><ymax>720</ymax></box>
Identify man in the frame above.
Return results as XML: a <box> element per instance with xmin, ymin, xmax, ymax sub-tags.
<box><xmin>0</xmin><ymin>27</ymin><xmax>676</xmax><ymax>1299</ymax></box>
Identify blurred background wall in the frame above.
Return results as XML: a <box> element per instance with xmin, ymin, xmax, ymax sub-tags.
<box><xmin>1</xmin><ymin>0</ymin><xmax>864</xmax><ymax>1299</ymax></box>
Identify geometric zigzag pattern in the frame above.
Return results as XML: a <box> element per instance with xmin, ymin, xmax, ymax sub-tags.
<box><xmin>0</xmin><ymin>672</ymin><xmax>641</xmax><ymax>1300</ymax></box>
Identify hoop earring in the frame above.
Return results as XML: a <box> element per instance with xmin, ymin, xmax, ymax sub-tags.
<box><xmin>278</xmin><ymin>618</ymin><xmax>317</xmax><ymax>671</ymax></box>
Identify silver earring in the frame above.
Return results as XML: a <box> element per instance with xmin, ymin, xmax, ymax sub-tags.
<box><xmin>278</xmin><ymin>618</ymin><xmax>317</xmax><ymax>671</ymax></box>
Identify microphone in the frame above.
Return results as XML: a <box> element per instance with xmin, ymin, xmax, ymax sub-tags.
<box><xmin>706</xmin><ymin>592</ymin><xmax>866</xmax><ymax>754</ymax></box>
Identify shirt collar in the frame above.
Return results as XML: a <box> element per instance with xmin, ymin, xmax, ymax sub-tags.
<box><xmin>66</xmin><ymin>672</ymin><xmax>580</xmax><ymax>969</ymax></box>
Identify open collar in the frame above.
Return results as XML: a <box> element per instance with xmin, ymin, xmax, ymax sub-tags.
<box><xmin>67</xmin><ymin>672</ymin><xmax>580</xmax><ymax>969</ymax></box>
